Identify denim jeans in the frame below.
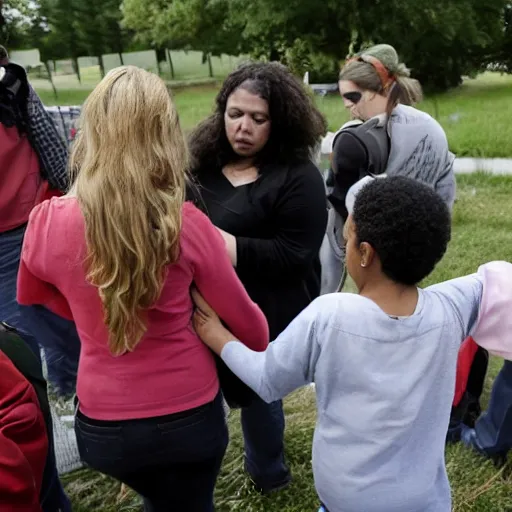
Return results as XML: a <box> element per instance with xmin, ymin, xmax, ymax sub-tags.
<box><xmin>241</xmin><ymin>395</ymin><xmax>290</xmax><ymax>490</ymax></box>
<box><xmin>75</xmin><ymin>393</ymin><xmax>228</xmax><ymax>511</ymax></box>
<box><xmin>473</xmin><ymin>360</ymin><xmax>512</xmax><ymax>455</ymax></box>
<box><xmin>20</xmin><ymin>304</ymin><xmax>80</xmax><ymax>397</ymax></box>
<box><xmin>0</xmin><ymin>224</ymin><xmax>80</xmax><ymax>396</ymax></box>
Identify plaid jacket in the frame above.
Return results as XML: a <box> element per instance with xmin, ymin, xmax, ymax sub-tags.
<box><xmin>26</xmin><ymin>86</ymin><xmax>69</xmax><ymax>192</ymax></box>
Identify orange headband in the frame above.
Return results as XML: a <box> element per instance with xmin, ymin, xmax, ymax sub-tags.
<box><xmin>346</xmin><ymin>55</ymin><xmax>395</xmax><ymax>89</ymax></box>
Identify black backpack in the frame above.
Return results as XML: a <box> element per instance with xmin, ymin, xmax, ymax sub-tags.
<box><xmin>320</xmin><ymin>118</ymin><xmax>390</xmax><ymax>294</ymax></box>
<box><xmin>0</xmin><ymin>322</ymin><xmax>50</xmax><ymax>421</ymax></box>
<box><xmin>331</xmin><ymin>116</ymin><xmax>390</xmax><ymax>181</ymax></box>
<box><xmin>0</xmin><ymin>62</ymin><xmax>30</xmax><ymax>133</ymax></box>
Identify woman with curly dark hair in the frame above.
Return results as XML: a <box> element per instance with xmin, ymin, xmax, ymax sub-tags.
<box><xmin>188</xmin><ymin>61</ymin><xmax>328</xmax><ymax>494</ymax></box>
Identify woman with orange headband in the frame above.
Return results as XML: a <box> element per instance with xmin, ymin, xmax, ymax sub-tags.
<box><xmin>324</xmin><ymin>44</ymin><xmax>485</xmax><ymax>450</ymax></box>
<box><xmin>327</xmin><ymin>44</ymin><xmax>455</xmax><ymax>220</ymax></box>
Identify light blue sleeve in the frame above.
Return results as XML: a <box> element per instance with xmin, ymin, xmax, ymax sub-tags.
<box><xmin>221</xmin><ymin>297</ymin><xmax>327</xmax><ymax>403</ymax></box>
<box><xmin>426</xmin><ymin>274</ymin><xmax>483</xmax><ymax>339</ymax></box>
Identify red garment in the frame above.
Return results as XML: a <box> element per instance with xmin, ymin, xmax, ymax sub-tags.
<box><xmin>18</xmin><ymin>197</ymin><xmax>269</xmax><ymax>420</ymax></box>
<box><xmin>0</xmin><ymin>125</ymin><xmax>46</xmax><ymax>232</ymax></box>
<box><xmin>41</xmin><ymin>186</ymin><xmax>62</xmax><ymax>202</ymax></box>
<box><xmin>0</xmin><ymin>351</ymin><xmax>48</xmax><ymax>512</ymax></box>
<box><xmin>452</xmin><ymin>337</ymin><xmax>479</xmax><ymax>407</ymax></box>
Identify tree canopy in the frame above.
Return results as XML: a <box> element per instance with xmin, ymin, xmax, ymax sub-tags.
<box><xmin>1</xmin><ymin>0</ymin><xmax>511</xmax><ymax>90</ymax></box>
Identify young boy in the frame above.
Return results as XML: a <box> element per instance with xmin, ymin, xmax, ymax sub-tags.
<box><xmin>192</xmin><ymin>176</ymin><xmax>511</xmax><ymax>512</ymax></box>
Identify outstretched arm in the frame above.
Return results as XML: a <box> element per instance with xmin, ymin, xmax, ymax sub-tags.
<box><xmin>193</xmin><ymin>290</ymin><xmax>323</xmax><ymax>403</ymax></box>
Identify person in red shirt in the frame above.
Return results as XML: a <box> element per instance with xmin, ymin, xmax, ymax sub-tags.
<box><xmin>0</xmin><ymin>349</ymin><xmax>48</xmax><ymax>512</ymax></box>
<box><xmin>0</xmin><ymin>45</ymin><xmax>72</xmax><ymax>512</ymax></box>
<box><xmin>17</xmin><ymin>65</ymin><xmax>269</xmax><ymax>511</ymax></box>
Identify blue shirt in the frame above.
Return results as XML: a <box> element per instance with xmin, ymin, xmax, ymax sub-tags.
<box><xmin>222</xmin><ymin>274</ymin><xmax>483</xmax><ymax>512</ymax></box>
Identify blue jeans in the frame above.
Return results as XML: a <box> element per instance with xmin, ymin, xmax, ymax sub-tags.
<box><xmin>241</xmin><ymin>396</ymin><xmax>290</xmax><ymax>490</ymax></box>
<box><xmin>473</xmin><ymin>360</ymin><xmax>512</xmax><ymax>454</ymax></box>
<box><xmin>75</xmin><ymin>393</ymin><xmax>228</xmax><ymax>511</ymax></box>
<box><xmin>20</xmin><ymin>305</ymin><xmax>80</xmax><ymax>397</ymax></box>
<box><xmin>0</xmin><ymin>224</ymin><xmax>80</xmax><ymax>396</ymax></box>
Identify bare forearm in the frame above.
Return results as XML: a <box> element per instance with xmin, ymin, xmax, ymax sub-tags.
<box><xmin>217</xmin><ymin>228</ymin><xmax>237</xmax><ymax>267</ymax></box>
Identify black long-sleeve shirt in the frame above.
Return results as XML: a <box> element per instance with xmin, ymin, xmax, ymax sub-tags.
<box><xmin>327</xmin><ymin>131</ymin><xmax>367</xmax><ymax>222</ymax></box>
<box><xmin>190</xmin><ymin>160</ymin><xmax>328</xmax><ymax>339</ymax></box>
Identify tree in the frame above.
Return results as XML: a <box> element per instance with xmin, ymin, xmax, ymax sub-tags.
<box><xmin>353</xmin><ymin>0</ymin><xmax>509</xmax><ymax>90</ymax></box>
<box><xmin>1</xmin><ymin>0</ymin><xmax>44</xmax><ymax>49</ymax></box>
<box><xmin>39</xmin><ymin>0</ymin><xmax>129</xmax><ymax>78</ymax></box>
<box><xmin>122</xmin><ymin>0</ymin><xmax>244</xmax><ymax>56</ymax></box>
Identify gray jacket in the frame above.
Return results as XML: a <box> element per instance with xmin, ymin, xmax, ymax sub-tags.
<box><xmin>320</xmin><ymin>105</ymin><xmax>456</xmax><ymax>294</ymax></box>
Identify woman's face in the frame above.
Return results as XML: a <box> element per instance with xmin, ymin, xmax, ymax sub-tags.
<box><xmin>224</xmin><ymin>87</ymin><xmax>271</xmax><ymax>158</ymax></box>
<box><xmin>338</xmin><ymin>79</ymin><xmax>381</xmax><ymax>121</ymax></box>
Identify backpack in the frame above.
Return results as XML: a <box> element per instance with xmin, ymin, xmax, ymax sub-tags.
<box><xmin>0</xmin><ymin>323</ymin><xmax>50</xmax><ymax>431</ymax></box>
<box><xmin>332</xmin><ymin>115</ymin><xmax>390</xmax><ymax>179</ymax></box>
<box><xmin>0</xmin><ymin>62</ymin><xmax>30</xmax><ymax>134</ymax></box>
<box><xmin>319</xmin><ymin>118</ymin><xmax>390</xmax><ymax>294</ymax></box>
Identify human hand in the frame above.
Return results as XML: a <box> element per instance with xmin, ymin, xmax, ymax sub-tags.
<box><xmin>192</xmin><ymin>288</ymin><xmax>235</xmax><ymax>354</ymax></box>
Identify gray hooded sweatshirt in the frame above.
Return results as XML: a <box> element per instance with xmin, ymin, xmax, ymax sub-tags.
<box><xmin>320</xmin><ymin>104</ymin><xmax>456</xmax><ymax>294</ymax></box>
<box><xmin>386</xmin><ymin>103</ymin><xmax>456</xmax><ymax>208</ymax></box>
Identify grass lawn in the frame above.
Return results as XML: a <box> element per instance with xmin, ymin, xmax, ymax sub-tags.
<box><xmin>34</xmin><ymin>72</ymin><xmax>512</xmax><ymax>158</ymax></box>
<box><xmin>62</xmin><ymin>173</ymin><xmax>512</xmax><ymax>511</ymax></box>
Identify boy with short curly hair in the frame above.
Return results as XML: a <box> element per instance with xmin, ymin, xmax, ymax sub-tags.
<box><xmin>193</xmin><ymin>176</ymin><xmax>512</xmax><ymax>512</ymax></box>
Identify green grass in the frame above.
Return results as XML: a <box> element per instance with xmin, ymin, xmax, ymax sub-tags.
<box><xmin>61</xmin><ymin>173</ymin><xmax>512</xmax><ymax>511</ymax></box>
<box><xmin>35</xmin><ymin>72</ymin><xmax>512</xmax><ymax>157</ymax></box>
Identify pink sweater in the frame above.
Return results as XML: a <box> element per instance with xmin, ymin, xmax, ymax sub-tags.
<box><xmin>17</xmin><ymin>197</ymin><xmax>269</xmax><ymax>420</ymax></box>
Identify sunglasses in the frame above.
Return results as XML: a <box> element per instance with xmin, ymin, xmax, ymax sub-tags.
<box><xmin>342</xmin><ymin>91</ymin><xmax>362</xmax><ymax>104</ymax></box>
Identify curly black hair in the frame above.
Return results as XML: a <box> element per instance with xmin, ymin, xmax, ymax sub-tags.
<box><xmin>352</xmin><ymin>176</ymin><xmax>451</xmax><ymax>286</ymax></box>
<box><xmin>188</xmin><ymin>61</ymin><xmax>327</xmax><ymax>173</ymax></box>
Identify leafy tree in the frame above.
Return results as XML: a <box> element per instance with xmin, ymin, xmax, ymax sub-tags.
<box><xmin>354</xmin><ymin>0</ymin><xmax>509</xmax><ymax>90</ymax></box>
<box><xmin>122</xmin><ymin>0</ymin><xmax>244</xmax><ymax>56</ymax></box>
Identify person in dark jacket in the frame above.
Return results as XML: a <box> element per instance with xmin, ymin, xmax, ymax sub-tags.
<box><xmin>0</xmin><ymin>322</ymin><xmax>72</xmax><ymax>512</ymax></box>
<box><xmin>0</xmin><ymin>335</ymin><xmax>48</xmax><ymax>512</ymax></box>
<box><xmin>188</xmin><ymin>61</ymin><xmax>328</xmax><ymax>493</ymax></box>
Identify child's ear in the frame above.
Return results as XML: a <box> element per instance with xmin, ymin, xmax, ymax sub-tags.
<box><xmin>359</xmin><ymin>242</ymin><xmax>375</xmax><ymax>268</ymax></box>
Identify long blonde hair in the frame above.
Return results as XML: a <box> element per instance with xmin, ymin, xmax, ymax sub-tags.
<box><xmin>70</xmin><ymin>66</ymin><xmax>188</xmax><ymax>356</ymax></box>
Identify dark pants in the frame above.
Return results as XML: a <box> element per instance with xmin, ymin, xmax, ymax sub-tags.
<box><xmin>20</xmin><ymin>305</ymin><xmax>80</xmax><ymax>397</ymax></box>
<box><xmin>473</xmin><ymin>360</ymin><xmax>512</xmax><ymax>454</ymax></box>
<box><xmin>75</xmin><ymin>393</ymin><xmax>228</xmax><ymax>511</ymax></box>
<box><xmin>0</xmin><ymin>224</ymin><xmax>80</xmax><ymax>397</ymax></box>
<box><xmin>241</xmin><ymin>396</ymin><xmax>290</xmax><ymax>490</ymax></box>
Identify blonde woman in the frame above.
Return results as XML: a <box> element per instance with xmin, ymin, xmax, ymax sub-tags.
<box><xmin>17</xmin><ymin>66</ymin><xmax>269</xmax><ymax>511</ymax></box>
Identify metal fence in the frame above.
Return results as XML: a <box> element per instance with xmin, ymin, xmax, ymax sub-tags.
<box><xmin>45</xmin><ymin>105</ymin><xmax>81</xmax><ymax>148</ymax></box>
